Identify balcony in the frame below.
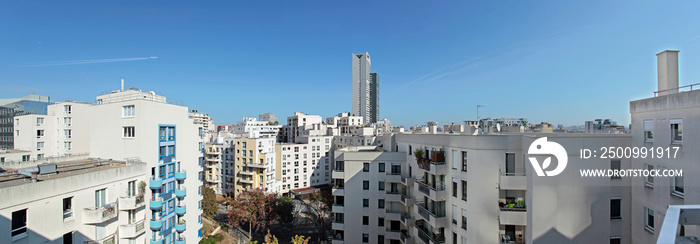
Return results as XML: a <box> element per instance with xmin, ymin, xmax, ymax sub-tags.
<box><xmin>246</xmin><ymin>163</ymin><xmax>266</xmax><ymax>168</ymax></box>
<box><xmin>175</xmin><ymin>188</ymin><xmax>187</xmax><ymax>199</ymax></box>
<box><xmin>332</xmin><ymin>170</ymin><xmax>344</xmax><ymax>179</ymax></box>
<box><xmin>332</xmin><ymin>186</ymin><xmax>345</xmax><ymax>196</ymax></box>
<box><xmin>149</xmin><ymin>177</ymin><xmax>162</xmax><ymax>189</ymax></box>
<box><xmin>175</xmin><ymin>220</ymin><xmax>186</xmax><ymax>233</ymax></box>
<box><xmin>150</xmin><ymin>217</ymin><xmax>163</xmax><ymax>231</ymax></box>
<box><xmin>386</xmin><ymin>190</ymin><xmax>401</xmax><ymax>202</ymax></box>
<box><xmin>498</xmin><ymin>207</ymin><xmax>527</xmax><ymax>226</ymax></box>
<box><xmin>386</xmin><ymin>210</ymin><xmax>401</xmax><ymax>221</ymax></box>
<box><xmin>119</xmin><ymin>219</ymin><xmax>146</xmax><ymax>239</ymax></box>
<box><xmin>175</xmin><ymin>170</ymin><xmax>187</xmax><ymax>181</ymax></box>
<box><xmin>239</xmin><ymin>170</ymin><xmax>254</xmax><ymax>176</ymax></box>
<box><xmin>85</xmin><ymin>233</ymin><xmax>116</xmax><ymax>244</ymax></box>
<box><xmin>386</xmin><ymin>172</ymin><xmax>402</xmax><ymax>183</ymax></box>
<box><xmin>416</xmin><ymin>179</ymin><xmax>447</xmax><ymax>201</ymax></box>
<box><xmin>176</xmin><ymin>203</ymin><xmax>187</xmax><ymax>216</ymax></box>
<box><xmin>150</xmin><ymin>197</ymin><xmax>163</xmax><ymax>211</ymax></box>
<box><xmin>416</xmin><ymin>151</ymin><xmax>447</xmax><ymax>174</ymax></box>
<box><xmin>400</xmin><ymin>190</ymin><xmax>415</xmax><ymax>206</ymax></box>
<box><xmin>332</xmin><ymin>204</ymin><xmax>345</xmax><ymax>213</ymax></box>
<box><xmin>332</xmin><ymin>221</ymin><xmax>344</xmax><ymax>230</ymax></box>
<box><xmin>119</xmin><ymin>194</ymin><xmax>145</xmax><ymax>210</ymax></box>
<box><xmin>414</xmin><ymin>201</ymin><xmax>447</xmax><ymax>228</ymax></box>
<box><xmin>415</xmin><ymin>225</ymin><xmax>445</xmax><ymax>244</ymax></box>
<box><xmin>401</xmin><ymin>212</ymin><xmax>413</xmax><ymax>226</ymax></box>
<box><xmin>400</xmin><ymin>230</ymin><xmax>410</xmax><ymax>244</ymax></box>
<box><xmin>83</xmin><ymin>202</ymin><xmax>117</xmax><ymax>224</ymax></box>
<box><xmin>400</xmin><ymin>175</ymin><xmax>415</xmax><ymax>186</ymax></box>
<box><xmin>175</xmin><ymin>236</ymin><xmax>186</xmax><ymax>244</ymax></box>
<box><xmin>150</xmin><ymin>237</ymin><xmax>164</xmax><ymax>244</ymax></box>
<box><xmin>385</xmin><ymin>228</ymin><xmax>402</xmax><ymax>240</ymax></box>
<box><xmin>239</xmin><ymin>178</ymin><xmax>254</xmax><ymax>184</ymax></box>
<box><xmin>499</xmin><ymin>169</ymin><xmax>527</xmax><ymax>190</ymax></box>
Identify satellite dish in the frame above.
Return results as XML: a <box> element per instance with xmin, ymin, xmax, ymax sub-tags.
<box><xmin>496</xmin><ymin>123</ymin><xmax>501</xmax><ymax>132</ymax></box>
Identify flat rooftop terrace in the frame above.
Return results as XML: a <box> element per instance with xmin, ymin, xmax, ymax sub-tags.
<box><xmin>0</xmin><ymin>157</ymin><xmax>136</xmax><ymax>189</ymax></box>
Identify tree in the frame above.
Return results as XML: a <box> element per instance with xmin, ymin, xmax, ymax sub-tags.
<box><xmin>264</xmin><ymin>230</ymin><xmax>279</xmax><ymax>244</ymax></box>
<box><xmin>203</xmin><ymin>187</ymin><xmax>217</xmax><ymax>218</ymax></box>
<box><xmin>227</xmin><ymin>189</ymin><xmax>277</xmax><ymax>237</ymax></box>
<box><xmin>274</xmin><ymin>196</ymin><xmax>295</xmax><ymax>223</ymax></box>
<box><xmin>306</xmin><ymin>191</ymin><xmax>332</xmax><ymax>242</ymax></box>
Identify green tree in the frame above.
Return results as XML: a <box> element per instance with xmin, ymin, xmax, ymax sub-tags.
<box><xmin>203</xmin><ymin>187</ymin><xmax>217</xmax><ymax>218</ymax></box>
<box><xmin>290</xmin><ymin>235</ymin><xmax>310</xmax><ymax>244</ymax></box>
<box><xmin>274</xmin><ymin>196</ymin><xmax>295</xmax><ymax>223</ymax></box>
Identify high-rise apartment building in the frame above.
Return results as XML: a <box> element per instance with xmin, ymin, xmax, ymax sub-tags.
<box><xmin>370</xmin><ymin>72</ymin><xmax>380</xmax><ymax>124</ymax></box>
<box><xmin>352</xmin><ymin>52</ymin><xmax>378</xmax><ymax>124</ymax></box>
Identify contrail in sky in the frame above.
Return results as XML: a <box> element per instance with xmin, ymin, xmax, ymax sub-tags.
<box><xmin>27</xmin><ymin>56</ymin><xmax>158</xmax><ymax>67</ymax></box>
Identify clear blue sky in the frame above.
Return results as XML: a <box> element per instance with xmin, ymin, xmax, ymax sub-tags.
<box><xmin>2</xmin><ymin>1</ymin><xmax>700</xmax><ymax>127</ymax></box>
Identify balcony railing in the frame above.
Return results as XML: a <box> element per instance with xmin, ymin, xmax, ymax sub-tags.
<box><xmin>416</xmin><ymin>225</ymin><xmax>445</xmax><ymax>244</ymax></box>
<box><xmin>415</xmin><ymin>201</ymin><xmax>446</xmax><ymax>219</ymax></box>
<box><xmin>84</xmin><ymin>233</ymin><xmax>116</xmax><ymax>244</ymax></box>
<box><xmin>83</xmin><ymin>202</ymin><xmax>117</xmax><ymax>224</ymax></box>
<box><xmin>417</xmin><ymin>179</ymin><xmax>446</xmax><ymax>195</ymax></box>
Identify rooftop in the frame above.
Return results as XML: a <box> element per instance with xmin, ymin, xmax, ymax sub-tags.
<box><xmin>0</xmin><ymin>157</ymin><xmax>142</xmax><ymax>189</ymax></box>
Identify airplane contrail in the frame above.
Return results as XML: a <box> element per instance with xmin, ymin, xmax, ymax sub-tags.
<box><xmin>27</xmin><ymin>56</ymin><xmax>158</xmax><ymax>67</ymax></box>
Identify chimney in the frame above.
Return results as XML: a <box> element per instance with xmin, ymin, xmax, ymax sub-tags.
<box><xmin>657</xmin><ymin>50</ymin><xmax>679</xmax><ymax>96</ymax></box>
<box><xmin>121</xmin><ymin>79</ymin><xmax>125</xmax><ymax>92</ymax></box>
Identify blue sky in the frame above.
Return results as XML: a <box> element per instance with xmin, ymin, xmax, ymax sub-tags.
<box><xmin>2</xmin><ymin>1</ymin><xmax>700</xmax><ymax>127</ymax></box>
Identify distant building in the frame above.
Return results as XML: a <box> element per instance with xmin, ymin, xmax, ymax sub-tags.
<box><xmin>259</xmin><ymin>113</ymin><xmax>278</xmax><ymax>124</ymax></box>
<box><xmin>584</xmin><ymin>119</ymin><xmax>626</xmax><ymax>134</ymax></box>
<box><xmin>370</xmin><ymin>73</ymin><xmax>380</xmax><ymax>124</ymax></box>
<box><xmin>352</xmin><ymin>52</ymin><xmax>379</xmax><ymax>124</ymax></box>
<box><xmin>0</xmin><ymin>94</ymin><xmax>51</xmax><ymax>150</ymax></box>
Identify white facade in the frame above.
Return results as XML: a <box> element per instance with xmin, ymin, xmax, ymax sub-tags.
<box><xmin>284</xmin><ymin>112</ymin><xmax>323</xmax><ymax>143</ymax></box>
<box><xmin>0</xmin><ymin>157</ymin><xmax>148</xmax><ymax>244</ymax></box>
<box><xmin>277</xmin><ymin>135</ymin><xmax>333</xmax><ymax>192</ymax></box>
<box><xmin>232</xmin><ymin>117</ymin><xmax>281</xmax><ymax>139</ymax></box>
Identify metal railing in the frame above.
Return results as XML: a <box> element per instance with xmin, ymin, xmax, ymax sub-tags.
<box><xmin>415</xmin><ymin>201</ymin><xmax>446</xmax><ymax>218</ymax></box>
<box><xmin>654</xmin><ymin>82</ymin><xmax>700</xmax><ymax>96</ymax></box>
<box><xmin>416</xmin><ymin>225</ymin><xmax>445</xmax><ymax>244</ymax></box>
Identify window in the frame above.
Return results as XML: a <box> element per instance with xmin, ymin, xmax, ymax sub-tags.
<box><xmin>64</xmin><ymin>129</ymin><xmax>71</xmax><ymax>139</ymax></box>
<box><xmin>37</xmin><ymin>154</ymin><xmax>44</xmax><ymax>160</ymax></box>
<box><xmin>610</xmin><ymin>236</ymin><xmax>621</xmax><ymax>244</ymax></box>
<box><xmin>461</xmin><ymin>180</ymin><xmax>467</xmax><ymax>201</ymax></box>
<box><xmin>378</xmin><ymin>199</ymin><xmax>385</xmax><ymax>209</ymax></box>
<box><xmin>37</xmin><ymin>142</ymin><xmax>44</xmax><ymax>149</ymax></box>
<box><xmin>645</xmin><ymin>207</ymin><xmax>654</xmax><ymax>232</ymax></box>
<box><xmin>645</xmin><ymin>164</ymin><xmax>654</xmax><ymax>186</ymax></box>
<box><xmin>409</xmin><ymin>145</ymin><xmax>412</xmax><ymax>155</ymax></box>
<box><xmin>610</xmin><ymin>160</ymin><xmax>621</xmax><ymax>179</ymax></box>
<box><xmin>363</xmin><ymin>181</ymin><xmax>369</xmax><ymax>190</ymax></box>
<box><xmin>63</xmin><ymin>197</ymin><xmax>73</xmax><ymax>220</ymax></box>
<box><xmin>671</xmin><ymin>119</ymin><xmax>683</xmax><ymax>143</ymax></box>
<box><xmin>123</xmin><ymin>126</ymin><xmax>135</xmax><ymax>138</ymax></box>
<box><xmin>64</xmin><ymin>117</ymin><xmax>71</xmax><ymax>126</ymax></box>
<box><xmin>22</xmin><ymin>155</ymin><xmax>30</xmax><ymax>161</ymax></box>
<box><xmin>672</xmin><ymin>176</ymin><xmax>684</xmax><ymax>197</ymax></box>
<box><xmin>94</xmin><ymin>188</ymin><xmax>106</xmax><ymax>207</ymax></box>
<box><xmin>37</xmin><ymin>129</ymin><xmax>44</xmax><ymax>138</ymax></box>
<box><xmin>363</xmin><ymin>163</ymin><xmax>370</xmax><ymax>172</ymax></box>
<box><xmin>462</xmin><ymin>151</ymin><xmax>467</xmax><ymax>172</ymax></box>
<box><xmin>37</xmin><ymin>117</ymin><xmax>44</xmax><ymax>126</ymax></box>
<box><xmin>378</xmin><ymin>181</ymin><xmax>385</xmax><ymax>191</ymax></box>
<box><xmin>452</xmin><ymin>181</ymin><xmax>457</xmax><ymax>197</ymax></box>
<box><xmin>363</xmin><ymin>199</ymin><xmax>369</xmax><ymax>207</ymax></box>
<box><xmin>363</xmin><ymin>216</ymin><xmax>369</xmax><ymax>225</ymax></box>
<box><xmin>362</xmin><ymin>233</ymin><xmax>369</xmax><ymax>243</ymax></box>
<box><xmin>378</xmin><ymin>235</ymin><xmax>384</xmax><ymax>244</ymax></box>
<box><xmin>643</xmin><ymin>120</ymin><xmax>653</xmax><ymax>142</ymax></box>
<box><xmin>378</xmin><ymin>217</ymin><xmax>384</xmax><ymax>226</ymax></box>
<box><xmin>123</xmin><ymin>105</ymin><xmax>135</xmax><ymax>117</ymax></box>
<box><xmin>63</xmin><ymin>232</ymin><xmax>73</xmax><ymax>244</ymax></box>
<box><xmin>461</xmin><ymin>209</ymin><xmax>467</xmax><ymax>230</ymax></box>
<box><xmin>64</xmin><ymin>105</ymin><xmax>72</xmax><ymax>114</ymax></box>
<box><xmin>11</xmin><ymin>209</ymin><xmax>27</xmax><ymax>238</ymax></box>
<box><xmin>378</xmin><ymin>163</ymin><xmax>385</xmax><ymax>172</ymax></box>
<box><xmin>610</xmin><ymin>198</ymin><xmax>621</xmax><ymax>219</ymax></box>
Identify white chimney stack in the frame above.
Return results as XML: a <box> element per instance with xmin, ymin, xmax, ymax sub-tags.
<box><xmin>657</xmin><ymin>50</ymin><xmax>679</xmax><ymax>96</ymax></box>
<box><xmin>121</xmin><ymin>79</ymin><xmax>124</xmax><ymax>92</ymax></box>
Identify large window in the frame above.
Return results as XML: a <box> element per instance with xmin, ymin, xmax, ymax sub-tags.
<box><xmin>123</xmin><ymin>126</ymin><xmax>135</xmax><ymax>138</ymax></box>
<box><xmin>610</xmin><ymin>198</ymin><xmax>621</xmax><ymax>219</ymax></box>
<box><xmin>123</xmin><ymin>105</ymin><xmax>135</xmax><ymax>117</ymax></box>
<box><xmin>461</xmin><ymin>151</ymin><xmax>467</xmax><ymax>172</ymax></box>
<box><xmin>645</xmin><ymin>207</ymin><xmax>654</xmax><ymax>232</ymax></box>
<box><xmin>12</xmin><ymin>209</ymin><xmax>27</xmax><ymax>238</ymax></box>
<box><xmin>610</xmin><ymin>160</ymin><xmax>621</xmax><ymax>180</ymax></box>
<box><xmin>643</xmin><ymin>120</ymin><xmax>653</xmax><ymax>142</ymax></box>
<box><xmin>461</xmin><ymin>180</ymin><xmax>467</xmax><ymax>201</ymax></box>
<box><xmin>672</xmin><ymin>176</ymin><xmax>684</xmax><ymax>197</ymax></box>
<box><xmin>671</xmin><ymin>119</ymin><xmax>683</xmax><ymax>143</ymax></box>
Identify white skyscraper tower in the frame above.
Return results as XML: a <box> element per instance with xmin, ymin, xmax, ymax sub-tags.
<box><xmin>352</xmin><ymin>52</ymin><xmax>373</xmax><ymax>124</ymax></box>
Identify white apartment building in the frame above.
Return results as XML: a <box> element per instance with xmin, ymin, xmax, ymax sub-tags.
<box><xmin>259</xmin><ymin>113</ymin><xmax>278</xmax><ymax>124</ymax></box>
<box><xmin>188</xmin><ymin>110</ymin><xmax>214</xmax><ymax>134</ymax></box>
<box><xmin>204</xmin><ymin>143</ymin><xmax>224</xmax><ymax>195</ymax></box>
<box><xmin>13</xmin><ymin>102</ymin><xmax>92</xmax><ymax>160</ymax></box>
<box><xmin>333</xmin><ymin>133</ymin><xmax>633</xmax><ymax>244</ymax></box>
<box><xmin>276</xmin><ymin>134</ymin><xmax>333</xmax><ymax>192</ymax></box>
<box><xmin>630</xmin><ymin>50</ymin><xmax>700</xmax><ymax>244</ymax></box>
<box><xmin>0</xmin><ymin>156</ymin><xmax>148</xmax><ymax>244</ymax></box>
<box><xmin>9</xmin><ymin>86</ymin><xmax>206</xmax><ymax>243</ymax></box>
<box><xmin>331</xmin><ymin>146</ymin><xmax>407</xmax><ymax>244</ymax></box>
<box><xmin>232</xmin><ymin>117</ymin><xmax>281</xmax><ymax>139</ymax></box>
<box><xmin>283</xmin><ymin>112</ymin><xmax>323</xmax><ymax>143</ymax></box>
